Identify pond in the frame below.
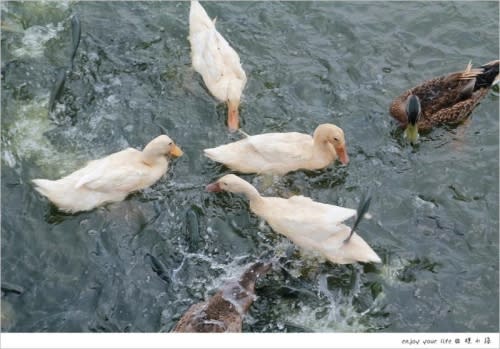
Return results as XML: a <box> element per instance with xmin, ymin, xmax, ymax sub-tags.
<box><xmin>1</xmin><ymin>1</ymin><xmax>498</xmax><ymax>332</ymax></box>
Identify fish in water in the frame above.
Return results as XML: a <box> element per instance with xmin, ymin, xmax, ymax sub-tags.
<box><xmin>1</xmin><ymin>282</ymin><xmax>25</xmax><ymax>295</ymax></box>
<box><xmin>172</xmin><ymin>262</ymin><xmax>271</xmax><ymax>332</ymax></box>
<box><xmin>145</xmin><ymin>253</ymin><xmax>171</xmax><ymax>285</ymax></box>
<box><xmin>48</xmin><ymin>68</ymin><xmax>66</xmax><ymax>112</ymax></box>
<box><xmin>70</xmin><ymin>14</ymin><xmax>81</xmax><ymax>70</ymax></box>
<box><xmin>344</xmin><ymin>190</ymin><xmax>372</xmax><ymax>243</ymax></box>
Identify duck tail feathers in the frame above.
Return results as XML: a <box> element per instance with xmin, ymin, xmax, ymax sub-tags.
<box><xmin>475</xmin><ymin>60</ymin><xmax>500</xmax><ymax>88</ymax></box>
<box><xmin>458</xmin><ymin>60</ymin><xmax>499</xmax><ymax>89</ymax></box>
<box><xmin>189</xmin><ymin>0</ymin><xmax>215</xmax><ymax>34</ymax></box>
<box><xmin>459</xmin><ymin>61</ymin><xmax>483</xmax><ymax>80</ymax></box>
<box><xmin>238</xmin><ymin>262</ymin><xmax>272</xmax><ymax>292</ymax></box>
<box><xmin>32</xmin><ymin>179</ymin><xmax>55</xmax><ymax>198</ymax></box>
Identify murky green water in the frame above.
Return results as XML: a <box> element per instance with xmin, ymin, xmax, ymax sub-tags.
<box><xmin>1</xmin><ymin>1</ymin><xmax>498</xmax><ymax>332</ymax></box>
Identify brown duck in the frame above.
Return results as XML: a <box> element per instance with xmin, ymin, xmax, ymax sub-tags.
<box><xmin>172</xmin><ymin>262</ymin><xmax>271</xmax><ymax>332</ymax></box>
<box><xmin>390</xmin><ymin>60</ymin><xmax>499</xmax><ymax>144</ymax></box>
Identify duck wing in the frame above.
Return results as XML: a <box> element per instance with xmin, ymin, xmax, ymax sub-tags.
<box><xmin>419</xmin><ymin>87</ymin><xmax>489</xmax><ymax>127</ymax></box>
<box><xmin>262</xmin><ymin>196</ymin><xmax>356</xmax><ymax>242</ymax></box>
<box><xmin>269</xmin><ymin>196</ymin><xmax>380</xmax><ymax>264</ymax></box>
<box><xmin>74</xmin><ymin>150</ymin><xmax>148</xmax><ymax>193</ymax></box>
<box><xmin>246</xmin><ymin>132</ymin><xmax>312</xmax><ymax>164</ymax></box>
<box><xmin>287</xmin><ymin>196</ymin><xmax>356</xmax><ymax>223</ymax></box>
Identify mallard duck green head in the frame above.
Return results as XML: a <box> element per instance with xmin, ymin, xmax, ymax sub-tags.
<box><xmin>404</xmin><ymin>94</ymin><xmax>421</xmax><ymax>145</ymax></box>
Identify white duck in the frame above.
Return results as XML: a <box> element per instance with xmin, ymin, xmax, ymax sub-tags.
<box><xmin>204</xmin><ymin>124</ymin><xmax>349</xmax><ymax>175</ymax></box>
<box><xmin>32</xmin><ymin>135</ymin><xmax>183</xmax><ymax>213</ymax></box>
<box><xmin>206</xmin><ymin>174</ymin><xmax>381</xmax><ymax>264</ymax></box>
<box><xmin>189</xmin><ymin>0</ymin><xmax>247</xmax><ymax>131</ymax></box>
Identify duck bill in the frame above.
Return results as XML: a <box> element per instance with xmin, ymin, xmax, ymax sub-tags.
<box><xmin>404</xmin><ymin>124</ymin><xmax>419</xmax><ymax>145</ymax></box>
<box><xmin>205</xmin><ymin>182</ymin><xmax>222</xmax><ymax>192</ymax></box>
<box><xmin>169</xmin><ymin>144</ymin><xmax>184</xmax><ymax>158</ymax></box>
<box><xmin>227</xmin><ymin>101</ymin><xmax>240</xmax><ymax>132</ymax></box>
<box><xmin>335</xmin><ymin>145</ymin><xmax>349</xmax><ymax>165</ymax></box>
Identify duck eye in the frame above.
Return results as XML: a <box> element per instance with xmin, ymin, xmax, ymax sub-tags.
<box><xmin>333</xmin><ymin>137</ymin><xmax>339</xmax><ymax>142</ymax></box>
<box><xmin>168</xmin><ymin>141</ymin><xmax>173</xmax><ymax>146</ymax></box>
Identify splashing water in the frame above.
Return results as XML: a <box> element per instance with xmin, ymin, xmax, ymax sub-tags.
<box><xmin>12</xmin><ymin>23</ymin><xmax>64</xmax><ymax>59</ymax></box>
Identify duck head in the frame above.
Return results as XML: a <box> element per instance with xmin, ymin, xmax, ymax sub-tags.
<box><xmin>239</xmin><ymin>262</ymin><xmax>272</xmax><ymax>292</ymax></box>
<box><xmin>226</xmin><ymin>81</ymin><xmax>245</xmax><ymax>132</ymax></box>
<box><xmin>403</xmin><ymin>94</ymin><xmax>421</xmax><ymax>145</ymax></box>
<box><xmin>314</xmin><ymin>124</ymin><xmax>349</xmax><ymax>165</ymax></box>
<box><xmin>143</xmin><ymin>135</ymin><xmax>183</xmax><ymax>162</ymax></box>
<box><xmin>205</xmin><ymin>174</ymin><xmax>247</xmax><ymax>193</ymax></box>
<box><xmin>205</xmin><ymin>174</ymin><xmax>261</xmax><ymax>201</ymax></box>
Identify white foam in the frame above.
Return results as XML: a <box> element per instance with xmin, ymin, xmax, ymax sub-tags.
<box><xmin>2</xmin><ymin>149</ymin><xmax>17</xmax><ymax>168</ymax></box>
<box><xmin>3</xmin><ymin>95</ymin><xmax>83</xmax><ymax>175</ymax></box>
<box><xmin>379</xmin><ymin>256</ymin><xmax>407</xmax><ymax>285</ymax></box>
<box><xmin>12</xmin><ymin>23</ymin><xmax>64</xmax><ymax>58</ymax></box>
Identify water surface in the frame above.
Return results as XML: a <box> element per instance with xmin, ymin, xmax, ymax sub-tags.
<box><xmin>1</xmin><ymin>1</ymin><xmax>498</xmax><ymax>332</ymax></box>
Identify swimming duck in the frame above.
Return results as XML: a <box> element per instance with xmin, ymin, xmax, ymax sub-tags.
<box><xmin>189</xmin><ymin>0</ymin><xmax>247</xmax><ymax>131</ymax></box>
<box><xmin>32</xmin><ymin>135</ymin><xmax>183</xmax><ymax>213</ymax></box>
<box><xmin>390</xmin><ymin>60</ymin><xmax>499</xmax><ymax>144</ymax></box>
<box><xmin>206</xmin><ymin>175</ymin><xmax>381</xmax><ymax>264</ymax></box>
<box><xmin>172</xmin><ymin>262</ymin><xmax>271</xmax><ymax>332</ymax></box>
<box><xmin>204</xmin><ymin>123</ymin><xmax>349</xmax><ymax>175</ymax></box>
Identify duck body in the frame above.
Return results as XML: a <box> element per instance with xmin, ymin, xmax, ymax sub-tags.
<box><xmin>32</xmin><ymin>135</ymin><xmax>183</xmax><ymax>213</ymax></box>
<box><xmin>204</xmin><ymin>124</ymin><xmax>349</xmax><ymax>175</ymax></box>
<box><xmin>390</xmin><ymin>60</ymin><xmax>499</xmax><ymax>132</ymax></box>
<box><xmin>206</xmin><ymin>175</ymin><xmax>380</xmax><ymax>264</ymax></box>
<box><xmin>189</xmin><ymin>0</ymin><xmax>247</xmax><ymax>131</ymax></box>
<box><xmin>172</xmin><ymin>262</ymin><xmax>271</xmax><ymax>332</ymax></box>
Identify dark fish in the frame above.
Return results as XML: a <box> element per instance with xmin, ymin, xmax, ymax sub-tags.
<box><xmin>1</xmin><ymin>282</ymin><xmax>25</xmax><ymax>295</ymax></box>
<box><xmin>70</xmin><ymin>14</ymin><xmax>81</xmax><ymax>70</ymax></box>
<box><xmin>48</xmin><ymin>68</ymin><xmax>67</xmax><ymax>112</ymax></box>
<box><xmin>145</xmin><ymin>253</ymin><xmax>171</xmax><ymax>285</ymax></box>
<box><xmin>283</xmin><ymin>321</ymin><xmax>314</xmax><ymax>333</ymax></box>
<box><xmin>344</xmin><ymin>191</ymin><xmax>372</xmax><ymax>243</ymax></box>
<box><xmin>185</xmin><ymin>208</ymin><xmax>201</xmax><ymax>252</ymax></box>
<box><xmin>173</xmin><ymin>262</ymin><xmax>271</xmax><ymax>332</ymax></box>
<box><xmin>1</xmin><ymin>59</ymin><xmax>19</xmax><ymax>80</ymax></box>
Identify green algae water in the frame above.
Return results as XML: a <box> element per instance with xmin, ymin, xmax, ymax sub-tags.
<box><xmin>1</xmin><ymin>1</ymin><xmax>498</xmax><ymax>332</ymax></box>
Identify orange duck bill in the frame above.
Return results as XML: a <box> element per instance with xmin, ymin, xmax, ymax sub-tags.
<box><xmin>227</xmin><ymin>100</ymin><xmax>240</xmax><ymax>131</ymax></box>
<box><xmin>205</xmin><ymin>181</ymin><xmax>223</xmax><ymax>192</ymax></box>
<box><xmin>335</xmin><ymin>145</ymin><xmax>349</xmax><ymax>165</ymax></box>
<box><xmin>169</xmin><ymin>144</ymin><xmax>184</xmax><ymax>158</ymax></box>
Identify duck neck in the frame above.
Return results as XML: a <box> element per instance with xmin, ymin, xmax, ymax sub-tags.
<box><xmin>142</xmin><ymin>151</ymin><xmax>167</xmax><ymax>167</ymax></box>
<box><xmin>238</xmin><ymin>181</ymin><xmax>262</xmax><ymax>204</ymax></box>
<box><xmin>311</xmin><ymin>139</ymin><xmax>335</xmax><ymax>166</ymax></box>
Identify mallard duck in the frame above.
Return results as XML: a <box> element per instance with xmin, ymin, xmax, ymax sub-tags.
<box><xmin>172</xmin><ymin>262</ymin><xmax>271</xmax><ymax>332</ymax></box>
<box><xmin>204</xmin><ymin>123</ymin><xmax>349</xmax><ymax>175</ymax></box>
<box><xmin>390</xmin><ymin>60</ymin><xmax>499</xmax><ymax>144</ymax></box>
<box><xmin>206</xmin><ymin>175</ymin><xmax>381</xmax><ymax>264</ymax></box>
<box><xmin>32</xmin><ymin>135</ymin><xmax>183</xmax><ymax>213</ymax></box>
<box><xmin>189</xmin><ymin>0</ymin><xmax>247</xmax><ymax>131</ymax></box>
